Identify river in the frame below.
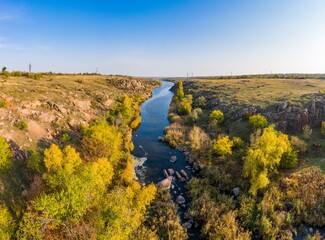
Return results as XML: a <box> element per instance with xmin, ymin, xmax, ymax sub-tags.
<box><xmin>132</xmin><ymin>80</ymin><xmax>199</xmax><ymax>239</ymax></box>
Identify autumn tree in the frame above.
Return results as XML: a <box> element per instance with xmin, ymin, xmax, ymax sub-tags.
<box><xmin>0</xmin><ymin>204</ymin><xmax>15</xmax><ymax>239</ymax></box>
<box><xmin>82</xmin><ymin>119</ymin><xmax>122</xmax><ymax>163</ymax></box>
<box><xmin>178</xmin><ymin>94</ymin><xmax>192</xmax><ymax>115</ymax></box>
<box><xmin>175</xmin><ymin>81</ymin><xmax>184</xmax><ymax>101</ymax></box>
<box><xmin>243</xmin><ymin>125</ymin><xmax>293</xmax><ymax>195</ymax></box>
<box><xmin>212</xmin><ymin>135</ymin><xmax>233</xmax><ymax>157</ymax></box>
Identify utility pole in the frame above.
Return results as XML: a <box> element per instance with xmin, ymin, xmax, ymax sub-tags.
<box><xmin>29</xmin><ymin>62</ymin><xmax>32</xmax><ymax>73</ymax></box>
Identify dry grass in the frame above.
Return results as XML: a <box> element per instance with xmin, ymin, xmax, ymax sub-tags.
<box><xmin>0</xmin><ymin>74</ymin><xmax>158</xmax><ymax>149</ymax></box>
<box><xmin>186</xmin><ymin>78</ymin><xmax>325</xmax><ymax>108</ymax></box>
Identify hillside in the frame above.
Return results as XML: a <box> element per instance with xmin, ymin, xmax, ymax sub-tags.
<box><xmin>163</xmin><ymin>78</ymin><xmax>325</xmax><ymax>239</ymax></box>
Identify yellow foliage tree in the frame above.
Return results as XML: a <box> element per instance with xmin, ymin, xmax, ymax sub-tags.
<box><xmin>212</xmin><ymin>135</ymin><xmax>233</xmax><ymax>157</ymax></box>
<box><xmin>0</xmin><ymin>204</ymin><xmax>14</xmax><ymax>240</ymax></box>
<box><xmin>0</xmin><ymin>136</ymin><xmax>12</xmax><ymax>172</ymax></box>
<box><xmin>244</xmin><ymin>125</ymin><xmax>291</xmax><ymax>195</ymax></box>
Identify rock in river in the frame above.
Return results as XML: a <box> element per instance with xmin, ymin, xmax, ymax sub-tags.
<box><xmin>157</xmin><ymin>176</ymin><xmax>173</xmax><ymax>190</ymax></box>
<box><xmin>176</xmin><ymin>195</ymin><xmax>186</xmax><ymax>204</ymax></box>
<box><xmin>170</xmin><ymin>155</ymin><xmax>177</xmax><ymax>163</ymax></box>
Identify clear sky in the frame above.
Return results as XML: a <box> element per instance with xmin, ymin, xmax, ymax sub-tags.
<box><xmin>0</xmin><ymin>0</ymin><xmax>324</xmax><ymax>76</ymax></box>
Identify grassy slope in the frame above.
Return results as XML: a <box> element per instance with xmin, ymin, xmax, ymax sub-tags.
<box><xmin>0</xmin><ymin>74</ymin><xmax>157</xmax><ymax>149</ymax></box>
<box><xmin>183</xmin><ymin>77</ymin><xmax>325</xmax><ymax>172</ymax></box>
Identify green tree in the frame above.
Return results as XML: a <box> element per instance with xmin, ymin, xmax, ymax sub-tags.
<box><xmin>0</xmin><ymin>136</ymin><xmax>12</xmax><ymax>172</ymax></box>
<box><xmin>248</xmin><ymin>114</ymin><xmax>268</xmax><ymax>129</ymax></box>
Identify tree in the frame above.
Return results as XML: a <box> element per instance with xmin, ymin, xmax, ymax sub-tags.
<box><xmin>0</xmin><ymin>204</ymin><xmax>15</xmax><ymax>239</ymax></box>
<box><xmin>175</xmin><ymin>81</ymin><xmax>184</xmax><ymax>100</ymax></box>
<box><xmin>248</xmin><ymin>114</ymin><xmax>268</xmax><ymax>129</ymax></box>
<box><xmin>82</xmin><ymin>119</ymin><xmax>122</xmax><ymax>163</ymax></box>
<box><xmin>178</xmin><ymin>94</ymin><xmax>192</xmax><ymax>115</ymax></box>
<box><xmin>243</xmin><ymin>125</ymin><xmax>292</xmax><ymax>195</ymax></box>
<box><xmin>0</xmin><ymin>136</ymin><xmax>12</xmax><ymax>172</ymax></box>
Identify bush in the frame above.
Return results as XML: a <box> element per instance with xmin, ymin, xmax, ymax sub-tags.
<box><xmin>302</xmin><ymin>125</ymin><xmax>312</xmax><ymax>140</ymax></box>
<box><xmin>233</xmin><ymin>137</ymin><xmax>243</xmax><ymax>148</ymax></box>
<box><xmin>14</xmin><ymin>120</ymin><xmax>28</xmax><ymax>130</ymax></box>
<box><xmin>280</xmin><ymin>149</ymin><xmax>298</xmax><ymax>169</ymax></box>
<box><xmin>212</xmin><ymin>136</ymin><xmax>233</xmax><ymax>157</ymax></box>
<box><xmin>248</xmin><ymin>114</ymin><xmax>268</xmax><ymax>128</ymax></box>
<box><xmin>290</xmin><ymin>136</ymin><xmax>308</xmax><ymax>154</ymax></box>
<box><xmin>209</xmin><ymin>110</ymin><xmax>224</xmax><ymax>123</ymax></box>
<box><xmin>195</xmin><ymin>96</ymin><xmax>206</xmax><ymax>108</ymax></box>
<box><xmin>0</xmin><ymin>136</ymin><xmax>12</xmax><ymax>172</ymax></box>
<box><xmin>321</xmin><ymin>121</ymin><xmax>325</xmax><ymax>137</ymax></box>
<box><xmin>60</xmin><ymin>133</ymin><xmax>71</xmax><ymax>142</ymax></box>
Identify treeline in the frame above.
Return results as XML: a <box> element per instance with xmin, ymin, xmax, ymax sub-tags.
<box><xmin>163</xmin><ymin>81</ymin><xmax>324</xmax><ymax>239</ymax></box>
<box><xmin>0</xmin><ymin>90</ymin><xmax>186</xmax><ymax>239</ymax></box>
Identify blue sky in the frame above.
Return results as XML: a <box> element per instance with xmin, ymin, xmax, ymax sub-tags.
<box><xmin>0</xmin><ymin>0</ymin><xmax>324</xmax><ymax>76</ymax></box>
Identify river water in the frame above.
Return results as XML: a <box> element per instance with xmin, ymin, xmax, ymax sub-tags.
<box><xmin>132</xmin><ymin>80</ymin><xmax>199</xmax><ymax>239</ymax></box>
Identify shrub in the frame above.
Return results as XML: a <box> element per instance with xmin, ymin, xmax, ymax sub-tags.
<box><xmin>190</xmin><ymin>108</ymin><xmax>202</xmax><ymax>123</ymax></box>
<box><xmin>212</xmin><ymin>136</ymin><xmax>233</xmax><ymax>157</ymax></box>
<box><xmin>321</xmin><ymin>121</ymin><xmax>325</xmax><ymax>137</ymax></box>
<box><xmin>302</xmin><ymin>125</ymin><xmax>312</xmax><ymax>140</ymax></box>
<box><xmin>248</xmin><ymin>114</ymin><xmax>268</xmax><ymax>128</ymax></box>
<box><xmin>195</xmin><ymin>96</ymin><xmax>206</xmax><ymax>108</ymax></box>
<box><xmin>0</xmin><ymin>136</ymin><xmax>12</xmax><ymax>172</ymax></box>
<box><xmin>60</xmin><ymin>133</ymin><xmax>71</xmax><ymax>142</ymax></box>
<box><xmin>280</xmin><ymin>149</ymin><xmax>298</xmax><ymax>169</ymax></box>
<box><xmin>209</xmin><ymin>110</ymin><xmax>224</xmax><ymax>123</ymax></box>
<box><xmin>14</xmin><ymin>120</ymin><xmax>28</xmax><ymax>130</ymax></box>
<box><xmin>233</xmin><ymin>137</ymin><xmax>243</xmax><ymax>148</ymax></box>
<box><xmin>290</xmin><ymin>136</ymin><xmax>308</xmax><ymax>154</ymax></box>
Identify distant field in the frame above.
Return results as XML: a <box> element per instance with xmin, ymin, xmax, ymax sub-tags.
<box><xmin>185</xmin><ymin>78</ymin><xmax>325</xmax><ymax>108</ymax></box>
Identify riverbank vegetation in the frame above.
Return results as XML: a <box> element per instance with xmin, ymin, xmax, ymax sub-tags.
<box><xmin>163</xmin><ymin>79</ymin><xmax>325</xmax><ymax>239</ymax></box>
<box><xmin>0</xmin><ymin>73</ymin><xmax>187</xmax><ymax>239</ymax></box>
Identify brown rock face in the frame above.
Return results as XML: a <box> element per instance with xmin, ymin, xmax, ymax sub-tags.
<box><xmin>230</xmin><ymin>98</ymin><xmax>325</xmax><ymax>132</ymax></box>
<box><xmin>265</xmin><ymin>99</ymin><xmax>325</xmax><ymax>132</ymax></box>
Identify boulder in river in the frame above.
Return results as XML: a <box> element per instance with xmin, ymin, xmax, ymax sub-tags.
<box><xmin>180</xmin><ymin>169</ymin><xmax>189</xmax><ymax>180</ymax></box>
<box><xmin>182</xmin><ymin>222</ymin><xmax>192</xmax><ymax>229</ymax></box>
<box><xmin>157</xmin><ymin>176</ymin><xmax>172</xmax><ymax>190</ymax></box>
<box><xmin>170</xmin><ymin>155</ymin><xmax>177</xmax><ymax>163</ymax></box>
<box><xmin>175</xmin><ymin>171</ymin><xmax>186</xmax><ymax>182</ymax></box>
<box><xmin>176</xmin><ymin>195</ymin><xmax>186</xmax><ymax>204</ymax></box>
<box><xmin>163</xmin><ymin>169</ymin><xmax>169</xmax><ymax>178</ymax></box>
<box><xmin>167</xmin><ymin>168</ymin><xmax>175</xmax><ymax>175</ymax></box>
